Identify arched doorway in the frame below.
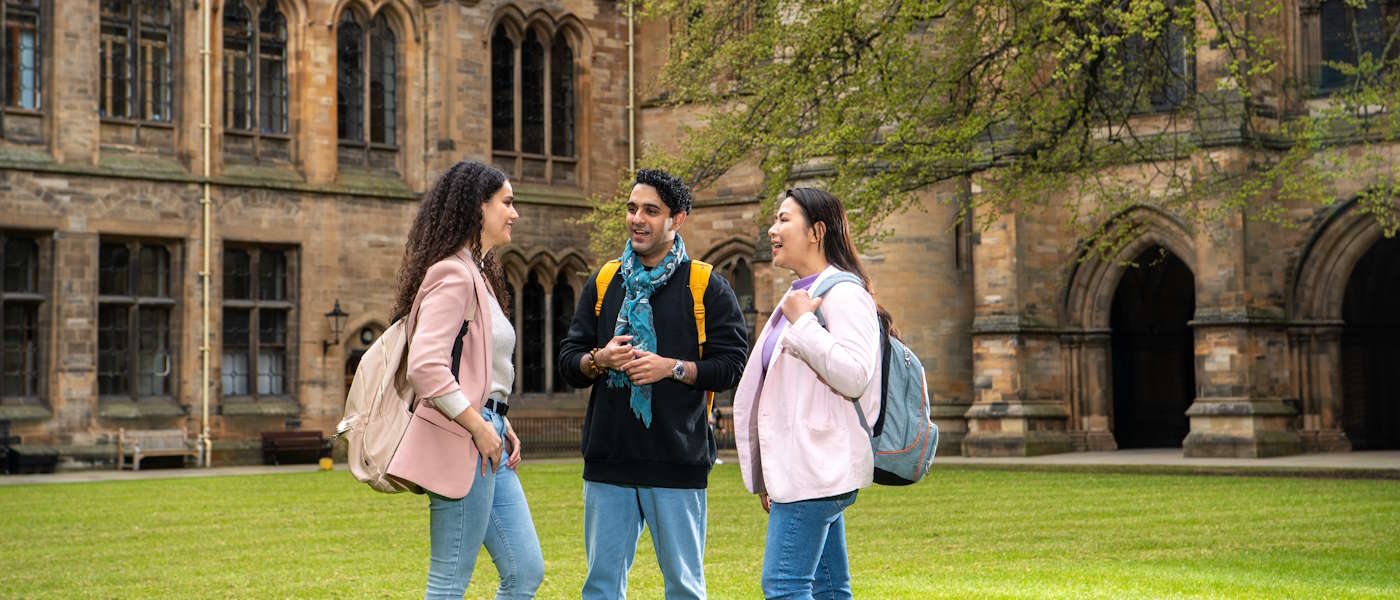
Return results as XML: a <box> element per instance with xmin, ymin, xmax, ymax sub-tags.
<box><xmin>1341</xmin><ymin>235</ymin><xmax>1400</xmax><ymax>449</ymax></box>
<box><xmin>1110</xmin><ymin>246</ymin><xmax>1196</xmax><ymax>448</ymax></box>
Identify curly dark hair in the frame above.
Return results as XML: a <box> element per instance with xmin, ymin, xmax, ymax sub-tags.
<box><xmin>392</xmin><ymin>160</ymin><xmax>511</xmax><ymax>321</ymax></box>
<box><xmin>635</xmin><ymin>168</ymin><xmax>692</xmax><ymax>215</ymax></box>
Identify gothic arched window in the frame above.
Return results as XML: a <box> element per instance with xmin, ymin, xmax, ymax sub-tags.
<box><xmin>490</xmin><ymin>20</ymin><xmax>579</xmax><ymax>185</ymax></box>
<box><xmin>100</xmin><ymin>0</ymin><xmax>173</xmax><ymax>121</ymax></box>
<box><xmin>337</xmin><ymin>9</ymin><xmax>399</xmax><ymax>168</ymax></box>
<box><xmin>521</xmin><ymin>272</ymin><xmax>545</xmax><ymax>393</ymax></box>
<box><xmin>718</xmin><ymin>256</ymin><xmax>756</xmax><ymax>346</ymax></box>
<box><xmin>551</xmin><ymin>273</ymin><xmax>575</xmax><ymax>392</ymax></box>
<box><xmin>224</xmin><ymin>1</ymin><xmax>288</xmax><ymax>161</ymax></box>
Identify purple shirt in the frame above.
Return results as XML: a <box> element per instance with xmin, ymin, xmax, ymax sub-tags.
<box><xmin>761</xmin><ymin>272</ymin><xmax>820</xmax><ymax>374</ymax></box>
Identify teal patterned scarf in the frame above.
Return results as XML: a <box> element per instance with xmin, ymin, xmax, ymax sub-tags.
<box><xmin>608</xmin><ymin>233</ymin><xmax>688</xmax><ymax>428</ymax></box>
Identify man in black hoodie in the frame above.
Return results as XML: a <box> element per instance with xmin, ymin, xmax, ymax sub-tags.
<box><xmin>559</xmin><ymin>168</ymin><xmax>748</xmax><ymax>599</ymax></box>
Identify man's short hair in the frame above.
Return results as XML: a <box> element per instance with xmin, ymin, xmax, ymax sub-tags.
<box><xmin>634</xmin><ymin>168</ymin><xmax>693</xmax><ymax>215</ymax></box>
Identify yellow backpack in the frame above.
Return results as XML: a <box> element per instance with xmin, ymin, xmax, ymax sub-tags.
<box><xmin>593</xmin><ymin>259</ymin><xmax>717</xmax><ymax>413</ymax></box>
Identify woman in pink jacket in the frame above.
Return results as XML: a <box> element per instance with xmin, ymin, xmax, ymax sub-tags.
<box><xmin>396</xmin><ymin>160</ymin><xmax>544</xmax><ymax>599</ymax></box>
<box><xmin>732</xmin><ymin>188</ymin><xmax>883</xmax><ymax>600</ymax></box>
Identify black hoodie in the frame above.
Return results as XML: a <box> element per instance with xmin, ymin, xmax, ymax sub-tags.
<box><xmin>558</xmin><ymin>259</ymin><xmax>749</xmax><ymax>488</ymax></box>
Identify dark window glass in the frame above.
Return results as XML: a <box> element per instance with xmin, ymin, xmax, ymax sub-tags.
<box><xmin>520</xmin><ymin>30</ymin><xmax>544</xmax><ymax>155</ymax></box>
<box><xmin>99</xmin><ymin>243</ymin><xmax>130</xmax><ymax>295</ymax></box>
<box><xmin>257</xmin><ymin>309</ymin><xmax>285</xmax><ymax>395</ymax></box>
<box><xmin>98</xmin><ymin>239</ymin><xmax>175</xmax><ymax>399</ymax></box>
<box><xmin>223</xmin><ymin>249</ymin><xmax>250</xmax><ymax>299</ymax></box>
<box><xmin>1320</xmin><ymin>0</ymin><xmax>1398</xmax><ymax>90</ymax></box>
<box><xmin>3</xmin><ymin>0</ymin><xmax>42</xmax><ymax>110</ymax></box>
<box><xmin>136</xmin><ymin>245</ymin><xmax>167</xmax><ymax>298</ymax></box>
<box><xmin>257</xmin><ymin>250</ymin><xmax>285</xmax><ymax>301</ymax></box>
<box><xmin>369</xmin><ymin>15</ymin><xmax>396</xmax><ymax>145</ymax></box>
<box><xmin>3</xmin><ymin>238</ymin><xmax>37</xmax><ymax>292</ymax></box>
<box><xmin>136</xmin><ymin>305</ymin><xmax>169</xmax><ymax>396</ymax></box>
<box><xmin>222</xmin><ymin>245</ymin><xmax>294</xmax><ymax>400</ymax></box>
<box><xmin>222</xmin><ymin>308</ymin><xmax>249</xmax><ymax>396</ymax></box>
<box><xmin>521</xmin><ymin>273</ymin><xmax>544</xmax><ymax>393</ymax></box>
<box><xmin>100</xmin><ymin>0</ymin><xmax>132</xmax><ymax>118</ymax></box>
<box><xmin>551</xmin><ymin>275</ymin><xmax>574</xmax><ymax>392</ymax></box>
<box><xmin>99</xmin><ymin>0</ymin><xmax>172</xmax><ymax>121</ymax></box>
<box><xmin>1</xmin><ymin>302</ymin><xmax>38</xmax><ymax>397</ymax></box>
<box><xmin>336</xmin><ymin>13</ymin><xmax>363</xmax><ymax>142</ymax></box>
<box><xmin>97</xmin><ymin>304</ymin><xmax>129</xmax><ymax>395</ymax></box>
<box><xmin>137</xmin><ymin>0</ymin><xmax>172</xmax><ymax>121</ymax></box>
<box><xmin>258</xmin><ymin>4</ymin><xmax>287</xmax><ymax>134</ymax></box>
<box><xmin>550</xmin><ymin>32</ymin><xmax>575</xmax><ymax>157</ymax></box>
<box><xmin>223</xmin><ymin>2</ymin><xmax>253</xmax><ymax>129</ymax></box>
<box><xmin>491</xmin><ymin>25</ymin><xmax>514</xmax><ymax>152</ymax></box>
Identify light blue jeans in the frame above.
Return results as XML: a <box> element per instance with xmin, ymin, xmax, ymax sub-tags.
<box><xmin>425</xmin><ymin>407</ymin><xmax>544</xmax><ymax>600</ymax></box>
<box><xmin>581</xmin><ymin>480</ymin><xmax>707</xmax><ymax>600</ymax></box>
<box><xmin>761</xmin><ymin>490</ymin><xmax>858</xmax><ymax>600</ymax></box>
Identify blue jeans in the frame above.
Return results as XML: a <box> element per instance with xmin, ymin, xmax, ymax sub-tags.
<box><xmin>425</xmin><ymin>407</ymin><xmax>544</xmax><ymax>600</ymax></box>
<box><xmin>761</xmin><ymin>491</ymin><xmax>858</xmax><ymax>600</ymax></box>
<box><xmin>581</xmin><ymin>480</ymin><xmax>707</xmax><ymax>600</ymax></box>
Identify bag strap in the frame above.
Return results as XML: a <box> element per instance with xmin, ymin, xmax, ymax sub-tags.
<box><xmin>688</xmin><ymin>260</ymin><xmax>715</xmax><ymax>416</ymax></box>
<box><xmin>593</xmin><ymin>260</ymin><xmax>622</xmax><ymax>317</ymax></box>
<box><xmin>809</xmin><ymin>272</ymin><xmax>865</xmax><ymax>328</ymax></box>
<box><xmin>808</xmin><ymin>272</ymin><xmax>878</xmax><ymax>437</ymax></box>
<box><xmin>688</xmin><ymin>260</ymin><xmax>712</xmax><ymax>357</ymax></box>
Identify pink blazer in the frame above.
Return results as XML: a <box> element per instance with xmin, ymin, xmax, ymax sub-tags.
<box><xmin>397</xmin><ymin>249</ymin><xmax>494</xmax><ymax>496</ymax></box>
<box><xmin>732</xmin><ymin>266</ymin><xmax>881</xmax><ymax>503</ymax></box>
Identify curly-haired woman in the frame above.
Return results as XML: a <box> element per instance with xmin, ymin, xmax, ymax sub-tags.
<box><xmin>395</xmin><ymin>160</ymin><xmax>544</xmax><ymax>599</ymax></box>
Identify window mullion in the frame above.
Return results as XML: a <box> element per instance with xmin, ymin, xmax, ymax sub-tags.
<box><xmin>127</xmin><ymin>302</ymin><xmax>139</xmax><ymax>400</ymax></box>
<box><xmin>249</xmin><ymin>305</ymin><xmax>260</xmax><ymax>398</ymax></box>
<box><xmin>513</xmin><ymin>39</ymin><xmax>522</xmax><ymax>178</ymax></box>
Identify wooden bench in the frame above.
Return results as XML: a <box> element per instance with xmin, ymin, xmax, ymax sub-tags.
<box><xmin>117</xmin><ymin>428</ymin><xmax>197</xmax><ymax>471</ymax></box>
<box><xmin>261</xmin><ymin>430</ymin><xmax>327</xmax><ymax>465</ymax></box>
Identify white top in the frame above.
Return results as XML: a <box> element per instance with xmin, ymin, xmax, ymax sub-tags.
<box><xmin>484</xmin><ymin>289</ymin><xmax>516</xmax><ymax>401</ymax></box>
<box><xmin>431</xmin><ymin>289</ymin><xmax>516</xmax><ymax>420</ymax></box>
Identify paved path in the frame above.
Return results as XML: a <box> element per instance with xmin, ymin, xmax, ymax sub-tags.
<box><xmin>2</xmin><ymin>450</ymin><xmax>1396</xmax><ymax>486</ymax></box>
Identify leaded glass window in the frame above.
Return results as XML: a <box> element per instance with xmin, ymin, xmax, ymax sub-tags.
<box><xmin>222</xmin><ymin>245</ymin><xmax>295</xmax><ymax>400</ymax></box>
<box><xmin>99</xmin><ymin>0</ymin><xmax>173</xmax><ymax>121</ymax></box>
<box><xmin>490</xmin><ymin>22</ymin><xmax>579</xmax><ymax>185</ymax></box>
<box><xmin>98</xmin><ymin>240</ymin><xmax>176</xmax><ymax>399</ymax></box>
<box><xmin>2</xmin><ymin>0</ymin><xmax>41</xmax><ymax>110</ymax></box>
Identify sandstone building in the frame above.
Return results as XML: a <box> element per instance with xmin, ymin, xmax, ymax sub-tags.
<box><xmin>0</xmin><ymin>0</ymin><xmax>1394</xmax><ymax>467</ymax></box>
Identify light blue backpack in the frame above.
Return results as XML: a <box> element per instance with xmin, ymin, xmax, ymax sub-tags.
<box><xmin>811</xmin><ymin>273</ymin><xmax>938</xmax><ymax>485</ymax></box>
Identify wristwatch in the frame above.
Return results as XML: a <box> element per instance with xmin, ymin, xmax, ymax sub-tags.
<box><xmin>671</xmin><ymin>360</ymin><xmax>686</xmax><ymax>381</ymax></box>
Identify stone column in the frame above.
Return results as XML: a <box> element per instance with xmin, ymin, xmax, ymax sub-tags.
<box><xmin>962</xmin><ymin>210</ymin><xmax>1071</xmax><ymax>456</ymax></box>
<box><xmin>48</xmin><ymin>1</ymin><xmax>99</xmax><ymax>165</ymax></box>
<box><xmin>51</xmin><ymin>230</ymin><xmax>99</xmax><ymax>440</ymax></box>
<box><xmin>1182</xmin><ymin>199</ymin><xmax>1301</xmax><ymax>457</ymax></box>
<box><xmin>299</xmin><ymin>12</ymin><xmax>338</xmax><ymax>185</ymax></box>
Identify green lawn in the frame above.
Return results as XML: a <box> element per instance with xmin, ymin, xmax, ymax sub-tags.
<box><xmin>1</xmin><ymin>463</ymin><xmax>1397</xmax><ymax>599</ymax></box>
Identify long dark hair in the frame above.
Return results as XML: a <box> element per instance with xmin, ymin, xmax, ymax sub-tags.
<box><xmin>392</xmin><ymin>160</ymin><xmax>511</xmax><ymax>321</ymax></box>
<box><xmin>783</xmin><ymin>187</ymin><xmax>900</xmax><ymax>338</ymax></box>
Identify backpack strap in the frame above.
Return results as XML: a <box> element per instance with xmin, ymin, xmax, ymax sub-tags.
<box><xmin>593</xmin><ymin>260</ymin><xmax>622</xmax><ymax>317</ymax></box>
<box><xmin>688</xmin><ymin>260</ymin><xmax>715</xmax><ymax>418</ymax></box>
<box><xmin>809</xmin><ymin>272</ymin><xmax>865</xmax><ymax>328</ymax></box>
<box><xmin>688</xmin><ymin>260</ymin><xmax>712</xmax><ymax>358</ymax></box>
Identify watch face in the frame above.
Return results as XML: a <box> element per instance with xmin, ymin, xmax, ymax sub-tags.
<box><xmin>672</xmin><ymin>362</ymin><xmax>685</xmax><ymax>379</ymax></box>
